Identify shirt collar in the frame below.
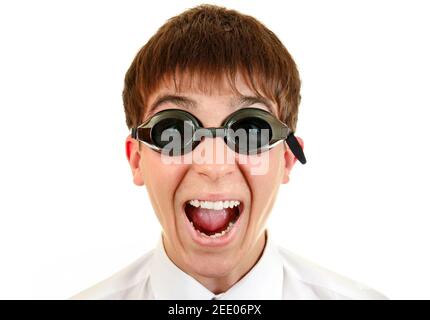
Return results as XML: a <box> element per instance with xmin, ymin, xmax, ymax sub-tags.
<box><xmin>149</xmin><ymin>230</ymin><xmax>284</xmax><ymax>300</ymax></box>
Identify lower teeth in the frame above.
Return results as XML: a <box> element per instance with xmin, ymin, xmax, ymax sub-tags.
<box><xmin>191</xmin><ymin>221</ymin><xmax>235</xmax><ymax>238</ymax></box>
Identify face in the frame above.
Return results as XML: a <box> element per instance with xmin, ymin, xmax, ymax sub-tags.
<box><xmin>126</xmin><ymin>75</ymin><xmax>303</xmax><ymax>286</ymax></box>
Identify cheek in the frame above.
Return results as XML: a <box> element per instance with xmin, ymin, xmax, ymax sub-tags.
<box><xmin>240</xmin><ymin>148</ymin><xmax>284</xmax><ymax>191</ymax></box>
<box><xmin>142</xmin><ymin>150</ymin><xmax>189</xmax><ymax>185</ymax></box>
<box><xmin>141</xmin><ymin>151</ymin><xmax>189</xmax><ymax>221</ymax></box>
<box><xmin>239</xmin><ymin>148</ymin><xmax>284</xmax><ymax>217</ymax></box>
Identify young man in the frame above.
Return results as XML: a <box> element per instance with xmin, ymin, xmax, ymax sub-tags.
<box><xmin>72</xmin><ymin>4</ymin><xmax>386</xmax><ymax>299</ymax></box>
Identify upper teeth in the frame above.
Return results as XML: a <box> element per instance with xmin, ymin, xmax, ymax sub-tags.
<box><xmin>188</xmin><ymin>200</ymin><xmax>240</xmax><ymax>210</ymax></box>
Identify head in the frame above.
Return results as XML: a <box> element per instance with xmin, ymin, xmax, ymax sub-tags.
<box><xmin>124</xmin><ymin>4</ymin><xmax>304</xmax><ymax>289</ymax></box>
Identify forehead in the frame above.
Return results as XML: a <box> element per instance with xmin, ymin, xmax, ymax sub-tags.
<box><xmin>144</xmin><ymin>72</ymin><xmax>278</xmax><ymax>120</ymax></box>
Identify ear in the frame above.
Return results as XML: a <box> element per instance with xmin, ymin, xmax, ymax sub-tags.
<box><xmin>282</xmin><ymin>136</ymin><xmax>304</xmax><ymax>184</ymax></box>
<box><xmin>125</xmin><ymin>135</ymin><xmax>145</xmax><ymax>186</ymax></box>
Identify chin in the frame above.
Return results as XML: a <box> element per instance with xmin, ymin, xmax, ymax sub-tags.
<box><xmin>183</xmin><ymin>249</ymin><xmax>241</xmax><ymax>278</ymax></box>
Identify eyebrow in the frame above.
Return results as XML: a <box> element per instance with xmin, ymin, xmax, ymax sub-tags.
<box><xmin>146</xmin><ymin>94</ymin><xmax>197</xmax><ymax>117</ymax></box>
<box><xmin>146</xmin><ymin>93</ymin><xmax>274</xmax><ymax>118</ymax></box>
<box><xmin>233</xmin><ymin>95</ymin><xmax>275</xmax><ymax>114</ymax></box>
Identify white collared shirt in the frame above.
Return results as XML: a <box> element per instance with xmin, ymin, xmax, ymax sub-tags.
<box><xmin>71</xmin><ymin>232</ymin><xmax>387</xmax><ymax>300</ymax></box>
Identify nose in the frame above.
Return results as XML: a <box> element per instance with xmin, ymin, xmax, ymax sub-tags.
<box><xmin>191</xmin><ymin>136</ymin><xmax>236</xmax><ymax>181</ymax></box>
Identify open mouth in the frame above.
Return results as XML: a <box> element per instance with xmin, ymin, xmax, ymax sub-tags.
<box><xmin>184</xmin><ymin>200</ymin><xmax>242</xmax><ymax>238</ymax></box>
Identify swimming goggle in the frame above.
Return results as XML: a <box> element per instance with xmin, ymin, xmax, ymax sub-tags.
<box><xmin>131</xmin><ymin>107</ymin><xmax>306</xmax><ymax>164</ymax></box>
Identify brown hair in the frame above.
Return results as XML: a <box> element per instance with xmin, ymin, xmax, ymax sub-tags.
<box><xmin>123</xmin><ymin>4</ymin><xmax>302</xmax><ymax>132</ymax></box>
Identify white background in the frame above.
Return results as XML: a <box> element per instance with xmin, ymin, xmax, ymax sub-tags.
<box><xmin>0</xmin><ymin>0</ymin><xmax>429</xmax><ymax>299</ymax></box>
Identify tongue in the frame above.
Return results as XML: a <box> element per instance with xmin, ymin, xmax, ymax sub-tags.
<box><xmin>186</xmin><ymin>206</ymin><xmax>236</xmax><ymax>234</ymax></box>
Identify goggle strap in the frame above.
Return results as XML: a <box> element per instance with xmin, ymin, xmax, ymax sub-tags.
<box><xmin>131</xmin><ymin>128</ymin><xmax>137</xmax><ymax>139</ymax></box>
<box><xmin>286</xmin><ymin>133</ymin><xmax>307</xmax><ymax>164</ymax></box>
